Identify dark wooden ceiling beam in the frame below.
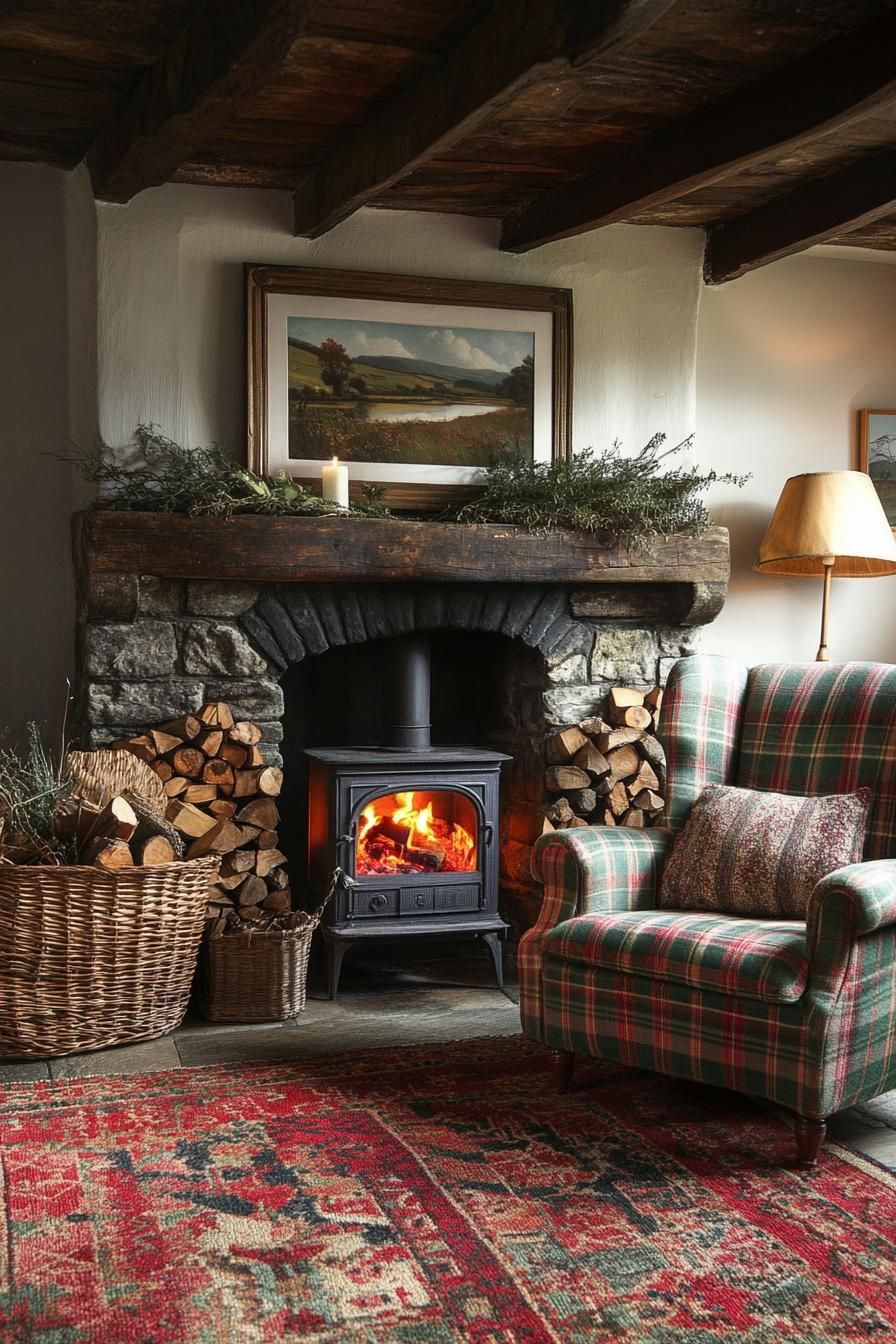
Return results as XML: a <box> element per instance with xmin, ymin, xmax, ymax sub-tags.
<box><xmin>87</xmin><ymin>0</ymin><xmax>317</xmax><ymax>203</ymax></box>
<box><xmin>704</xmin><ymin>149</ymin><xmax>896</xmax><ymax>284</ymax></box>
<box><xmin>500</xmin><ymin>9</ymin><xmax>896</xmax><ymax>253</ymax></box>
<box><xmin>292</xmin><ymin>0</ymin><xmax>676</xmax><ymax>238</ymax></box>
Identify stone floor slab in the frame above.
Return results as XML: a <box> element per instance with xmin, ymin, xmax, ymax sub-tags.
<box><xmin>49</xmin><ymin>1037</ymin><xmax>182</xmax><ymax>1080</ymax></box>
<box><xmin>0</xmin><ymin>1061</ymin><xmax>52</xmax><ymax>1083</ymax></box>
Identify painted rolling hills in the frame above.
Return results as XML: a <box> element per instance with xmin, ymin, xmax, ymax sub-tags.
<box><xmin>287</xmin><ymin>337</ymin><xmax>507</xmax><ymax>399</ymax></box>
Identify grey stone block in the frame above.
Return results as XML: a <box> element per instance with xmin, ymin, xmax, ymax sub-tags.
<box><xmin>478</xmin><ymin>585</ymin><xmax>511</xmax><ymax>633</ymax></box>
<box><xmin>547</xmin><ymin>654</ymin><xmax>588</xmax><ymax>686</ymax></box>
<box><xmin>256</xmin><ymin>720</ymin><xmax>284</xmax><ymax>744</ymax></box>
<box><xmin>86</xmin><ymin>679</ymin><xmax>203</xmax><ymax>726</ymax></box>
<box><xmin>85</xmin><ymin>622</ymin><xmax>177</xmax><ymax>679</ymax></box>
<box><xmin>312</xmin><ymin>586</ymin><xmax>347</xmax><ymax>647</ymax></box>
<box><xmin>500</xmin><ymin>587</ymin><xmax>542</xmax><ymax>640</ymax></box>
<box><xmin>658</xmin><ymin>626</ymin><xmax>699</xmax><ymax>656</ymax></box>
<box><xmin>83</xmin><ymin>572</ymin><xmax>139</xmax><ymax>622</ymax></box>
<box><xmin>385</xmin><ymin>586</ymin><xmax>416</xmax><ymax>635</ymax></box>
<box><xmin>340</xmin><ymin>588</ymin><xmax>367</xmax><ymax>644</ymax></box>
<box><xmin>590</xmin><ymin>627</ymin><xmax>658</xmax><ymax>684</ymax></box>
<box><xmin>203</xmin><ymin>680</ymin><xmax>284</xmax><ymax>722</ymax></box>
<box><xmin>356</xmin><ymin>587</ymin><xmax>390</xmax><ymax>641</ymax></box>
<box><xmin>187</xmin><ymin>581</ymin><xmax>259</xmax><ymax>617</ymax></box>
<box><xmin>543</xmin><ymin>622</ymin><xmax>593</xmax><ymax>668</ymax></box>
<box><xmin>182</xmin><ymin>622</ymin><xmax>269</xmax><ymax>677</ymax></box>
<box><xmin>257</xmin><ymin>595</ymin><xmax>306</xmax><ymax>663</ymax></box>
<box><xmin>543</xmin><ymin>684</ymin><xmax>612</xmax><ymax>728</ymax></box>
<box><xmin>521</xmin><ymin>589</ymin><xmax>568</xmax><ymax>647</ymax></box>
<box><xmin>414</xmin><ymin>587</ymin><xmax>448</xmax><ymax>631</ymax></box>
<box><xmin>138</xmin><ymin>576</ymin><xmax>184</xmax><ymax>617</ymax></box>
<box><xmin>445</xmin><ymin>586</ymin><xmax>484</xmax><ymax>630</ymax></box>
<box><xmin>239</xmin><ymin>610</ymin><xmax>288</xmax><ymax>674</ymax></box>
<box><xmin>280</xmin><ymin>589</ymin><xmax>328</xmax><ymax>654</ymax></box>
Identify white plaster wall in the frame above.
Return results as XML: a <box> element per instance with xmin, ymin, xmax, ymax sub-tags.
<box><xmin>97</xmin><ymin>186</ymin><xmax>703</xmax><ymax>459</ymax></box>
<box><xmin>698</xmin><ymin>253</ymin><xmax>896</xmax><ymax>665</ymax></box>
<box><xmin>0</xmin><ymin>163</ymin><xmax>96</xmax><ymax>743</ymax></box>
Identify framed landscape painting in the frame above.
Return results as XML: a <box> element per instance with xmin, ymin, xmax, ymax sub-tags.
<box><xmin>858</xmin><ymin>408</ymin><xmax>896</xmax><ymax>530</ymax></box>
<box><xmin>246</xmin><ymin>265</ymin><xmax>572</xmax><ymax>508</ymax></box>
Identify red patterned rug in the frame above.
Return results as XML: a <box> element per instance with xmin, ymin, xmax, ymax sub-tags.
<box><xmin>1</xmin><ymin>1035</ymin><xmax>895</xmax><ymax>1342</ymax></box>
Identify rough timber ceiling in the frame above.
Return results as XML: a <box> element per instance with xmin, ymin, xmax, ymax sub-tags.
<box><xmin>3</xmin><ymin>0</ymin><xmax>896</xmax><ymax>282</ymax></box>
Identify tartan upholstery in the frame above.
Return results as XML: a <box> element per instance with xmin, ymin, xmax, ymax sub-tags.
<box><xmin>520</xmin><ymin>656</ymin><xmax>896</xmax><ymax>1123</ymax></box>
<box><xmin>544</xmin><ymin>910</ymin><xmax>809</xmax><ymax>1004</ymax></box>
<box><xmin>736</xmin><ymin>662</ymin><xmax>896</xmax><ymax>860</ymax></box>
<box><xmin>661</xmin><ymin>654</ymin><xmax>749</xmax><ymax>830</ymax></box>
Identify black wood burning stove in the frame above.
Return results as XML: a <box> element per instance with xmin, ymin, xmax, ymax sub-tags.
<box><xmin>305</xmin><ymin>636</ymin><xmax>509</xmax><ymax>998</ymax></box>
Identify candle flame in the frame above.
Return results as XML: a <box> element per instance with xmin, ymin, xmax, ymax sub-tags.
<box><xmin>331</xmin><ymin>456</ymin><xmax>339</xmax><ymax>466</ymax></box>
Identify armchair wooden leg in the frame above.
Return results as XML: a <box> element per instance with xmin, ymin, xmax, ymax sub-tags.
<box><xmin>550</xmin><ymin>1049</ymin><xmax>575</xmax><ymax>1094</ymax></box>
<box><xmin>794</xmin><ymin>1116</ymin><xmax>827</xmax><ymax>1168</ymax></box>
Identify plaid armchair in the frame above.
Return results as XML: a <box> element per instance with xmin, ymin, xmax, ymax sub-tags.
<box><xmin>519</xmin><ymin>656</ymin><xmax>896</xmax><ymax>1166</ymax></box>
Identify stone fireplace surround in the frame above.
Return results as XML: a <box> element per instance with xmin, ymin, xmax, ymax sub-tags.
<box><xmin>75</xmin><ymin>514</ymin><xmax>730</xmax><ymax>930</ymax></box>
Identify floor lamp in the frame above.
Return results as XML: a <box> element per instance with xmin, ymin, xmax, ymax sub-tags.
<box><xmin>755</xmin><ymin>471</ymin><xmax>896</xmax><ymax>661</ymax></box>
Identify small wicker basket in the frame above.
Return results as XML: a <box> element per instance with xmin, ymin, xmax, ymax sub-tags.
<box><xmin>0</xmin><ymin>856</ymin><xmax>219</xmax><ymax>1058</ymax></box>
<box><xmin>201</xmin><ymin>886</ymin><xmax>333</xmax><ymax>1024</ymax></box>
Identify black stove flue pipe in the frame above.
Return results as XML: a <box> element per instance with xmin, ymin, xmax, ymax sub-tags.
<box><xmin>381</xmin><ymin>635</ymin><xmax>432</xmax><ymax>752</ymax></box>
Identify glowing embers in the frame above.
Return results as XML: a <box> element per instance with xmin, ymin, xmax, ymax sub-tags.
<box><xmin>356</xmin><ymin>790</ymin><xmax>477</xmax><ymax>876</ymax></box>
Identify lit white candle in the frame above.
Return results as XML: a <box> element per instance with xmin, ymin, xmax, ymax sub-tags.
<box><xmin>321</xmin><ymin>456</ymin><xmax>349</xmax><ymax>508</ymax></box>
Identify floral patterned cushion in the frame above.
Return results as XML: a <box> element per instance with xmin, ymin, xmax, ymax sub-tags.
<box><xmin>659</xmin><ymin>783</ymin><xmax>872</xmax><ymax>917</ymax></box>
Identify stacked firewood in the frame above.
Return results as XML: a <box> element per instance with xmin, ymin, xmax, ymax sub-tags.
<box><xmin>543</xmin><ymin>686</ymin><xmax>666</xmax><ymax>832</ymax></box>
<box><xmin>113</xmin><ymin>702</ymin><xmax>290</xmax><ymax>926</ymax></box>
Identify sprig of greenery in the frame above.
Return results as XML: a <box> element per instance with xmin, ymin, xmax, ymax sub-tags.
<box><xmin>453</xmin><ymin>435</ymin><xmax>747</xmax><ymax>543</ymax></box>
<box><xmin>63</xmin><ymin>425</ymin><xmax>390</xmax><ymax>518</ymax></box>
<box><xmin>0</xmin><ymin>723</ymin><xmax>75</xmax><ymax>865</ymax></box>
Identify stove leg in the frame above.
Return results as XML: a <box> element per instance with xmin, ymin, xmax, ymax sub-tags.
<box><xmin>327</xmin><ymin>940</ymin><xmax>349</xmax><ymax>1001</ymax></box>
<box><xmin>481</xmin><ymin>932</ymin><xmax>504</xmax><ymax>990</ymax></box>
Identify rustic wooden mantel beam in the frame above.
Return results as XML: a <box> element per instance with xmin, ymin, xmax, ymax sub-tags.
<box><xmin>705</xmin><ymin>148</ymin><xmax>896</xmax><ymax>284</ymax></box>
<box><xmin>79</xmin><ymin>512</ymin><xmax>729</xmax><ymax>589</ymax></box>
<box><xmin>500</xmin><ymin>10</ymin><xmax>896</xmax><ymax>254</ymax></box>
<box><xmin>292</xmin><ymin>0</ymin><xmax>676</xmax><ymax>239</ymax></box>
<box><xmin>87</xmin><ymin>0</ymin><xmax>317</xmax><ymax>203</ymax></box>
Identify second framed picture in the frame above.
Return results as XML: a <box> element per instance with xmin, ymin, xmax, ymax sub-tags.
<box><xmin>858</xmin><ymin>408</ymin><xmax>896</xmax><ymax>530</ymax></box>
<box><xmin>247</xmin><ymin>265</ymin><xmax>572</xmax><ymax>509</ymax></box>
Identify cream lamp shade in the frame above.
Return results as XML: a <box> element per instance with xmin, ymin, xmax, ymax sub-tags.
<box><xmin>755</xmin><ymin>471</ymin><xmax>896</xmax><ymax>660</ymax></box>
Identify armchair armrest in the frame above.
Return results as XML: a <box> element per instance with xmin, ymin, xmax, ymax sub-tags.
<box><xmin>531</xmin><ymin>826</ymin><xmax>673</xmax><ymax>928</ymax></box>
<box><xmin>806</xmin><ymin>859</ymin><xmax>896</xmax><ymax>998</ymax></box>
<box><xmin>520</xmin><ymin>826</ymin><xmax>672</xmax><ymax>1042</ymax></box>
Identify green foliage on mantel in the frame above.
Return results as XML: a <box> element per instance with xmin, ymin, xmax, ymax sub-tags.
<box><xmin>65</xmin><ymin>424</ymin><xmax>390</xmax><ymax>519</ymax></box>
<box><xmin>453</xmin><ymin>435</ymin><xmax>747</xmax><ymax>545</ymax></box>
<box><xmin>65</xmin><ymin>425</ymin><xmax>744</xmax><ymax>544</ymax></box>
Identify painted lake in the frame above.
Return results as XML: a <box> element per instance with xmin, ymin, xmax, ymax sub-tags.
<box><xmin>361</xmin><ymin>401</ymin><xmax>504</xmax><ymax>423</ymax></box>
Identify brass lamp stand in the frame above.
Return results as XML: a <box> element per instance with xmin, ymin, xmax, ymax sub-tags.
<box><xmin>755</xmin><ymin>472</ymin><xmax>896</xmax><ymax>661</ymax></box>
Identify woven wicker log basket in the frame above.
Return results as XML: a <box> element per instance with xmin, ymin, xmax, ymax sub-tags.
<box><xmin>201</xmin><ymin>875</ymin><xmax>336</xmax><ymax>1023</ymax></box>
<box><xmin>0</xmin><ymin>857</ymin><xmax>220</xmax><ymax>1058</ymax></box>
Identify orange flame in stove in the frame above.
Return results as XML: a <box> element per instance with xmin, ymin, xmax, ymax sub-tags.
<box><xmin>356</xmin><ymin>791</ymin><xmax>477</xmax><ymax>877</ymax></box>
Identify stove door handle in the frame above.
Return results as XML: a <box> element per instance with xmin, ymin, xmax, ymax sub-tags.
<box><xmin>337</xmin><ymin>829</ymin><xmax>355</xmax><ymax>867</ymax></box>
<box><xmin>482</xmin><ymin>822</ymin><xmax>494</xmax><ymax>847</ymax></box>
